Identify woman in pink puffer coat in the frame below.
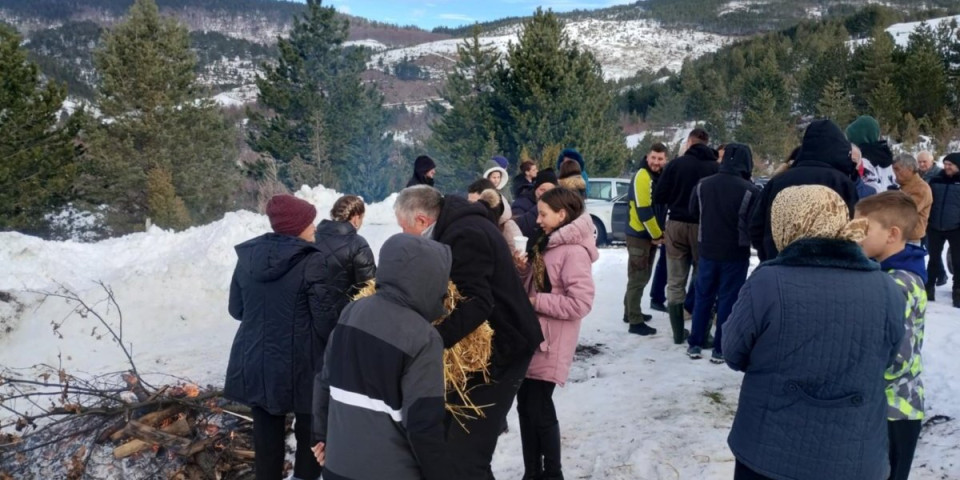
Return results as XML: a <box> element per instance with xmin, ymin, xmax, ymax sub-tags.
<box><xmin>517</xmin><ymin>187</ymin><xmax>598</xmax><ymax>480</ymax></box>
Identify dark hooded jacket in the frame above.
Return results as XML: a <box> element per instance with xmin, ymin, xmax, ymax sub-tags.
<box><xmin>690</xmin><ymin>143</ymin><xmax>760</xmax><ymax>262</ymax></box>
<box><xmin>556</xmin><ymin>148</ymin><xmax>588</xmax><ymax>182</ymax></box>
<box><xmin>315</xmin><ymin>219</ymin><xmax>377</xmax><ymax>297</ymax></box>
<box><xmin>407</xmin><ymin>155</ymin><xmax>436</xmax><ymax>187</ymax></box>
<box><xmin>511</xmin><ymin>172</ymin><xmax>535</xmax><ymax>200</ymax></box>
<box><xmin>225</xmin><ymin>233</ymin><xmax>344</xmax><ymax>415</ymax></box>
<box><xmin>928</xmin><ymin>166</ymin><xmax>960</xmax><ymax>232</ymax></box>
<box><xmin>432</xmin><ymin>195</ymin><xmax>543</xmax><ymax>367</ymax></box>
<box><xmin>313</xmin><ymin>234</ymin><xmax>453</xmax><ymax>480</ymax></box>
<box><xmin>653</xmin><ymin>143</ymin><xmax>720</xmax><ymax>223</ymax></box>
<box><xmin>749</xmin><ymin>120</ymin><xmax>859</xmax><ymax>261</ymax></box>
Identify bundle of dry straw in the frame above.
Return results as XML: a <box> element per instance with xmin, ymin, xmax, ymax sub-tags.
<box><xmin>352</xmin><ymin>280</ymin><xmax>494</xmax><ymax>430</ymax></box>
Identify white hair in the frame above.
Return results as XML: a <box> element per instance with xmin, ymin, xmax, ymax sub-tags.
<box><xmin>394</xmin><ymin>185</ymin><xmax>442</xmax><ymax>225</ymax></box>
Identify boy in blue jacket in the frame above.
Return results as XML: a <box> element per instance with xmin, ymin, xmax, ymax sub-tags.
<box><xmin>855</xmin><ymin>191</ymin><xmax>927</xmax><ymax>480</ymax></box>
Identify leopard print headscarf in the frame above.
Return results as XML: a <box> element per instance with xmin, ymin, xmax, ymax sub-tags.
<box><xmin>771</xmin><ymin>185</ymin><xmax>868</xmax><ymax>252</ymax></box>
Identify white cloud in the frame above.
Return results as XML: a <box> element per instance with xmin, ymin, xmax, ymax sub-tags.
<box><xmin>437</xmin><ymin>13</ymin><xmax>474</xmax><ymax>22</ymax></box>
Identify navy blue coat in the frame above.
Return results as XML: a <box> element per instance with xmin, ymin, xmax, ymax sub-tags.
<box><xmin>226</xmin><ymin>233</ymin><xmax>345</xmax><ymax>415</ymax></box>
<box><xmin>722</xmin><ymin>238</ymin><xmax>905</xmax><ymax>480</ymax></box>
<box><xmin>928</xmin><ymin>171</ymin><xmax>960</xmax><ymax>232</ymax></box>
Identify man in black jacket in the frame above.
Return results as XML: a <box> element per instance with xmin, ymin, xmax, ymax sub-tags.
<box><xmin>514</xmin><ymin>168</ymin><xmax>559</xmax><ymax>237</ymax></box>
<box><xmin>749</xmin><ymin>119</ymin><xmax>859</xmax><ymax>261</ymax></box>
<box><xmin>687</xmin><ymin>143</ymin><xmax>760</xmax><ymax>363</ymax></box>
<box><xmin>652</xmin><ymin>128</ymin><xmax>719</xmax><ymax>344</ymax></box>
<box><xmin>393</xmin><ymin>185</ymin><xmax>544</xmax><ymax>479</ymax></box>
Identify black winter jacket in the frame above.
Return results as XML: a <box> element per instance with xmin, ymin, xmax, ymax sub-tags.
<box><xmin>928</xmin><ymin>172</ymin><xmax>960</xmax><ymax>231</ymax></box>
<box><xmin>314</xmin><ymin>219</ymin><xmax>377</xmax><ymax>298</ymax></box>
<box><xmin>653</xmin><ymin>143</ymin><xmax>719</xmax><ymax>223</ymax></box>
<box><xmin>433</xmin><ymin>196</ymin><xmax>544</xmax><ymax>367</ymax></box>
<box><xmin>512</xmin><ymin>173</ymin><xmax>535</xmax><ymax>199</ymax></box>
<box><xmin>225</xmin><ymin>233</ymin><xmax>345</xmax><ymax>415</ymax></box>
<box><xmin>750</xmin><ymin>160</ymin><xmax>858</xmax><ymax>261</ymax></box>
<box><xmin>511</xmin><ymin>190</ymin><xmax>537</xmax><ymax>219</ymax></box>
<box><xmin>690</xmin><ymin>144</ymin><xmax>760</xmax><ymax>262</ymax></box>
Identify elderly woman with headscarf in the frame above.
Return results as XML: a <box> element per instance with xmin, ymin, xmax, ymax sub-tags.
<box><xmin>721</xmin><ymin>185</ymin><xmax>905</xmax><ymax>480</ymax></box>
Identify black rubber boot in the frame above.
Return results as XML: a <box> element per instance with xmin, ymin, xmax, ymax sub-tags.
<box><xmin>540</xmin><ymin>424</ymin><xmax>564</xmax><ymax>480</ymax></box>
<box><xmin>953</xmin><ymin>287</ymin><xmax>960</xmax><ymax>309</ymax></box>
<box><xmin>926</xmin><ymin>284</ymin><xmax>936</xmax><ymax>302</ymax></box>
<box><xmin>520</xmin><ymin>415</ymin><xmax>542</xmax><ymax>479</ymax></box>
<box><xmin>668</xmin><ymin>304</ymin><xmax>686</xmax><ymax>345</ymax></box>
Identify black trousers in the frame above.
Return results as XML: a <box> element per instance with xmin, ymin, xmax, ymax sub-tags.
<box><xmin>734</xmin><ymin>460</ymin><xmax>775</xmax><ymax>480</ymax></box>
<box><xmin>889</xmin><ymin>420</ymin><xmax>922</xmax><ymax>480</ymax></box>
<box><xmin>251</xmin><ymin>407</ymin><xmax>320</xmax><ymax>480</ymax></box>
<box><xmin>445</xmin><ymin>354</ymin><xmax>533</xmax><ymax>480</ymax></box>
<box><xmin>517</xmin><ymin>378</ymin><xmax>560</xmax><ymax>477</ymax></box>
<box><xmin>927</xmin><ymin>228</ymin><xmax>960</xmax><ymax>290</ymax></box>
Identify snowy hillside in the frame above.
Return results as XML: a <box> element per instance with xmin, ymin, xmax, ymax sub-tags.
<box><xmin>1</xmin><ymin>185</ymin><xmax>958</xmax><ymax>479</ymax></box>
<box><xmin>887</xmin><ymin>15</ymin><xmax>960</xmax><ymax>48</ymax></box>
<box><xmin>369</xmin><ymin>19</ymin><xmax>733</xmax><ymax>81</ymax></box>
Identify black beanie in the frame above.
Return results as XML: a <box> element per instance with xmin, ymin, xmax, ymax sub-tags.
<box><xmin>795</xmin><ymin>119</ymin><xmax>854</xmax><ymax>175</ymax></box>
<box><xmin>414</xmin><ymin>155</ymin><xmax>436</xmax><ymax>175</ymax></box>
<box><xmin>943</xmin><ymin>153</ymin><xmax>960</xmax><ymax>169</ymax></box>
<box><xmin>534</xmin><ymin>168</ymin><xmax>559</xmax><ymax>189</ymax></box>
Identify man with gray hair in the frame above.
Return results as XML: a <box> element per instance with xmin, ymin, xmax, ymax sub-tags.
<box><xmin>918</xmin><ymin>151</ymin><xmax>942</xmax><ymax>183</ymax></box>
<box><xmin>893</xmin><ymin>153</ymin><xmax>933</xmax><ymax>245</ymax></box>
<box><xmin>394</xmin><ymin>185</ymin><xmax>543</xmax><ymax>480</ymax></box>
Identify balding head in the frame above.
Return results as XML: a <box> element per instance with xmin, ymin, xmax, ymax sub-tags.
<box><xmin>917</xmin><ymin>151</ymin><xmax>934</xmax><ymax>173</ymax></box>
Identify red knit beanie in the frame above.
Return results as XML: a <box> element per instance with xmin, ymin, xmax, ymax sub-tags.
<box><xmin>266</xmin><ymin>194</ymin><xmax>316</xmax><ymax>237</ymax></box>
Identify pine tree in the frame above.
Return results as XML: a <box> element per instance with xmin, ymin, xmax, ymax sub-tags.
<box><xmin>897</xmin><ymin>30</ymin><xmax>948</xmax><ymax>122</ymax></box>
<box><xmin>817</xmin><ymin>78</ymin><xmax>856</xmax><ymax>128</ymax></box>
<box><xmin>428</xmin><ymin>26</ymin><xmax>502</xmax><ymax>186</ymax></box>
<box><xmin>248</xmin><ymin>0</ymin><xmax>391</xmax><ymax>199</ymax></box>
<box><xmin>0</xmin><ymin>25</ymin><xmax>80</xmax><ymax>231</ymax></box>
<box><xmin>799</xmin><ymin>42</ymin><xmax>851</xmax><ymax>115</ymax></box>
<box><xmin>736</xmin><ymin>88</ymin><xmax>792</xmax><ymax>164</ymax></box>
<box><xmin>498</xmin><ymin>9</ymin><xmax>628</xmax><ymax>175</ymax></box>
<box><xmin>867</xmin><ymin>79</ymin><xmax>902</xmax><ymax>136</ymax></box>
<box><xmin>83</xmin><ymin>0</ymin><xmax>239</xmax><ymax>232</ymax></box>
<box><xmin>851</xmin><ymin>29</ymin><xmax>897</xmax><ymax>110</ymax></box>
<box><xmin>901</xmin><ymin>113</ymin><xmax>920</xmax><ymax>146</ymax></box>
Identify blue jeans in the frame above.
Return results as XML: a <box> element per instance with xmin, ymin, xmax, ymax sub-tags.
<box><xmin>650</xmin><ymin>244</ymin><xmax>695</xmax><ymax>310</ymax></box>
<box><xmin>688</xmin><ymin>257</ymin><xmax>749</xmax><ymax>352</ymax></box>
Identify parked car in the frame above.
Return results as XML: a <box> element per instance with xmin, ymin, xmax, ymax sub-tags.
<box><xmin>586</xmin><ymin>177</ymin><xmax>631</xmax><ymax>246</ymax></box>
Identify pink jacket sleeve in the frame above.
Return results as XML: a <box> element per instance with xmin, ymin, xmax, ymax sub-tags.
<box><xmin>533</xmin><ymin>248</ymin><xmax>595</xmax><ymax>321</ymax></box>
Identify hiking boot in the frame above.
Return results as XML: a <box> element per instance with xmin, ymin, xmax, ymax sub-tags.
<box><xmin>926</xmin><ymin>285</ymin><xmax>936</xmax><ymax>302</ymax></box>
<box><xmin>649</xmin><ymin>301</ymin><xmax>668</xmax><ymax>313</ymax></box>
<box><xmin>710</xmin><ymin>350</ymin><xmax>724</xmax><ymax>364</ymax></box>
<box><xmin>687</xmin><ymin>346</ymin><xmax>702</xmax><ymax>359</ymax></box>
<box><xmin>953</xmin><ymin>288</ymin><xmax>960</xmax><ymax>308</ymax></box>
<box><xmin>624</xmin><ymin>313</ymin><xmax>652</xmax><ymax>324</ymax></box>
<box><xmin>936</xmin><ymin>275</ymin><xmax>948</xmax><ymax>287</ymax></box>
<box><xmin>628</xmin><ymin>322</ymin><xmax>657</xmax><ymax>336</ymax></box>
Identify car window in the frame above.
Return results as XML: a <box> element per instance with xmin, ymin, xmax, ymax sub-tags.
<box><xmin>587</xmin><ymin>181</ymin><xmax>612</xmax><ymax>200</ymax></box>
<box><xmin>615</xmin><ymin>181</ymin><xmax>630</xmax><ymax>197</ymax></box>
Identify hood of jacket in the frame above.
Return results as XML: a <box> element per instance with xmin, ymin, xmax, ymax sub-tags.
<box><xmin>375</xmin><ymin>234</ymin><xmax>452</xmax><ymax>321</ymax></box>
<box><xmin>719</xmin><ymin>143</ymin><xmax>753</xmax><ymax>180</ymax></box>
<box><xmin>637</xmin><ymin>156</ymin><xmax>663</xmax><ymax>183</ymax></box>
<box><xmin>795</xmin><ymin>119</ymin><xmax>855</xmax><ymax>176</ymax></box>
<box><xmin>547</xmin><ymin>213</ymin><xmax>600</xmax><ymax>262</ymax></box>
<box><xmin>556</xmin><ymin>148</ymin><xmax>588</xmax><ymax>182</ymax></box>
<box><xmin>558</xmin><ymin>175</ymin><xmax>587</xmax><ymax>192</ymax></box>
<box><xmin>234</xmin><ymin>233</ymin><xmax>318</xmax><ymax>282</ymax></box>
<box><xmin>685</xmin><ymin>143</ymin><xmax>719</xmax><ymax>163</ymax></box>
<box><xmin>858</xmin><ymin>141</ymin><xmax>894</xmax><ymax>169</ymax></box>
<box><xmin>315</xmin><ymin>219</ymin><xmax>356</xmax><ymax>238</ymax></box>
<box><xmin>483</xmin><ymin>160</ymin><xmax>510</xmax><ymax>190</ymax></box>
<box><xmin>433</xmin><ymin>195</ymin><xmax>493</xmax><ymax>240</ymax></box>
<box><xmin>879</xmin><ymin>244</ymin><xmax>928</xmax><ymax>284</ymax></box>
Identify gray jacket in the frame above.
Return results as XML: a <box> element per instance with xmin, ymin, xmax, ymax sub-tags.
<box><xmin>314</xmin><ymin>234</ymin><xmax>453</xmax><ymax>480</ymax></box>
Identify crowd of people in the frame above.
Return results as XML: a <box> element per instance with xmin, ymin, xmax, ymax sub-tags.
<box><xmin>221</xmin><ymin>115</ymin><xmax>958</xmax><ymax>480</ymax></box>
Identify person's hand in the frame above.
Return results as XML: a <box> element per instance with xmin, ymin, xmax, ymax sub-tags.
<box><xmin>529</xmin><ymin>296</ymin><xmax>537</xmax><ymax>308</ymax></box>
<box><xmin>513</xmin><ymin>251</ymin><xmax>528</xmax><ymax>270</ymax></box>
<box><xmin>312</xmin><ymin>442</ymin><xmax>326</xmax><ymax>466</ymax></box>
<box><xmin>651</xmin><ymin>237</ymin><xmax>664</xmax><ymax>246</ymax></box>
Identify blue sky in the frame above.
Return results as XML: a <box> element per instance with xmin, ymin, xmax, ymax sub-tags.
<box><xmin>316</xmin><ymin>0</ymin><xmax>638</xmax><ymax>30</ymax></box>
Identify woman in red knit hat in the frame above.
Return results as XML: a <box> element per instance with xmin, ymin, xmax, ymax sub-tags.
<box><xmin>224</xmin><ymin>194</ymin><xmax>334</xmax><ymax>480</ymax></box>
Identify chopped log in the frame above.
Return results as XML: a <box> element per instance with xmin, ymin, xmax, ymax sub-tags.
<box><xmin>227</xmin><ymin>448</ymin><xmax>256</xmax><ymax>461</ymax></box>
<box><xmin>122</xmin><ymin>372</ymin><xmax>150</xmax><ymax>403</ymax></box>
<box><xmin>112</xmin><ymin>418</ymin><xmax>190</xmax><ymax>459</ymax></box>
<box><xmin>108</xmin><ymin>406</ymin><xmax>183</xmax><ymax>442</ymax></box>
<box><xmin>95</xmin><ymin>418</ymin><xmax>127</xmax><ymax>444</ymax></box>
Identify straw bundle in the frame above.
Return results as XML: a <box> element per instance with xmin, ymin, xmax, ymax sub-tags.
<box><xmin>352</xmin><ymin>280</ymin><xmax>494</xmax><ymax>429</ymax></box>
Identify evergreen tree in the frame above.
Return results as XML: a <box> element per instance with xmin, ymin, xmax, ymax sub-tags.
<box><xmin>867</xmin><ymin>79</ymin><xmax>902</xmax><ymax>136</ymax></box>
<box><xmin>83</xmin><ymin>0</ymin><xmax>239</xmax><ymax>232</ymax></box>
<box><xmin>736</xmin><ymin>88</ymin><xmax>792</xmax><ymax>164</ymax></box>
<box><xmin>0</xmin><ymin>25</ymin><xmax>80</xmax><ymax>231</ymax></box>
<box><xmin>428</xmin><ymin>27</ymin><xmax>502</xmax><ymax>187</ymax></box>
<box><xmin>851</xmin><ymin>29</ymin><xmax>897</xmax><ymax>110</ymax></box>
<box><xmin>816</xmin><ymin>78</ymin><xmax>856</xmax><ymax>128</ymax></box>
<box><xmin>247</xmin><ymin>0</ymin><xmax>391</xmax><ymax>199</ymax></box>
<box><xmin>497</xmin><ymin>9</ymin><xmax>628</xmax><ymax>175</ymax></box>
<box><xmin>799</xmin><ymin>42</ymin><xmax>850</xmax><ymax>115</ymax></box>
<box><xmin>897</xmin><ymin>28</ymin><xmax>948</xmax><ymax>122</ymax></box>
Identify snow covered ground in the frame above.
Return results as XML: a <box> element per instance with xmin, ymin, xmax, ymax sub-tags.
<box><xmin>1</xmin><ymin>185</ymin><xmax>958</xmax><ymax>479</ymax></box>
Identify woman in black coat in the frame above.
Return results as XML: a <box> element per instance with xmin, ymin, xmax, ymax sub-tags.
<box><xmin>226</xmin><ymin>194</ymin><xmax>328</xmax><ymax>480</ymax></box>
<box><xmin>314</xmin><ymin>195</ymin><xmax>377</xmax><ymax>319</ymax></box>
